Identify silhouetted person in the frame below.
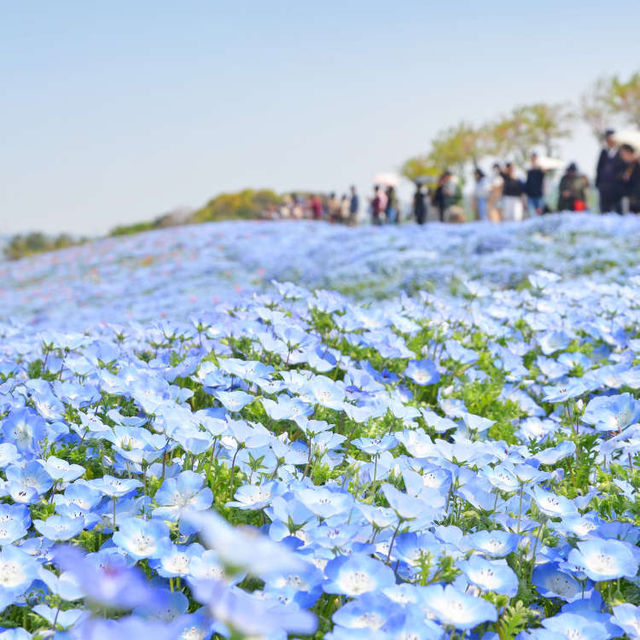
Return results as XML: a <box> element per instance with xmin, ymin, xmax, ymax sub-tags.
<box><xmin>501</xmin><ymin>163</ymin><xmax>524</xmax><ymax>222</ymax></box>
<box><xmin>433</xmin><ymin>171</ymin><xmax>454</xmax><ymax>222</ymax></box>
<box><xmin>413</xmin><ymin>184</ymin><xmax>427</xmax><ymax>225</ymax></box>
<box><xmin>525</xmin><ymin>153</ymin><xmax>545</xmax><ymax>216</ymax></box>
<box><xmin>558</xmin><ymin>163</ymin><xmax>589</xmax><ymax>211</ymax></box>
<box><xmin>310</xmin><ymin>194</ymin><xmax>323</xmax><ymax>220</ymax></box>
<box><xmin>371</xmin><ymin>185</ymin><xmax>383</xmax><ymax>225</ymax></box>
<box><xmin>596</xmin><ymin>129</ymin><xmax>625</xmax><ymax>213</ymax></box>
<box><xmin>472</xmin><ymin>168</ymin><xmax>489</xmax><ymax>221</ymax></box>
<box><xmin>385</xmin><ymin>186</ymin><xmax>398</xmax><ymax>224</ymax></box>
<box><xmin>620</xmin><ymin>144</ymin><xmax>640</xmax><ymax>214</ymax></box>
<box><xmin>349</xmin><ymin>185</ymin><xmax>359</xmax><ymax>224</ymax></box>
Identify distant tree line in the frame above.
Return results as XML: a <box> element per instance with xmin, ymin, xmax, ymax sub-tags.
<box><xmin>3</xmin><ymin>232</ymin><xmax>87</xmax><ymax>261</ymax></box>
<box><xmin>402</xmin><ymin>70</ymin><xmax>640</xmax><ymax>182</ymax></box>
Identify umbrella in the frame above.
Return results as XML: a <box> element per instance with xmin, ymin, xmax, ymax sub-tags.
<box><xmin>373</xmin><ymin>172</ymin><xmax>401</xmax><ymax>187</ymax></box>
<box><xmin>613</xmin><ymin>130</ymin><xmax>640</xmax><ymax>151</ymax></box>
<box><xmin>535</xmin><ymin>156</ymin><xmax>564</xmax><ymax>171</ymax></box>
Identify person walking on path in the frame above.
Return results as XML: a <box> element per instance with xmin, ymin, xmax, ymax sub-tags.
<box><xmin>525</xmin><ymin>153</ymin><xmax>546</xmax><ymax>216</ymax></box>
<box><xmin>385</xmin><ymin>186</ymin><xmax>399</xmax><ymax>224</ymax></box>
<box><xmin>596</xmin><ymin>129</ymin><xmax>625</xmax><ymax>213</ymax></box>
<box><xmin>488</xmin><ymin>163</ymin><xmax>504</xmax><ymax>222</ymax></box>
<box><xmin>472</xmin><ymin>168</ymin><xmax>490</xmax><ymax>221</ymax></box>
<box><xmin>348</xmin><ymin>186</ymin><xmax>359</xmax><ymax>225</ymax></box>
<box><xmin>433</xmin><ymin>171</ymin><xmax>456</xmax><ymax>222</ymax></box>
<box><xmin>340</xmin><ymin>194</ymin><xmax>350</xmax><ymax>222</ymax></box>
<box><xmin>558</xmin><ymin>163</ymin><xmax>589</xmax><ymax>212</ymax></box>
<box><xmin>620</xmin><ymin>144</ymin><xmax>640</xmax><ymax>214</ymax></box>
<box><xmin>500</xmin><ymin>163</ymin><xmax>525</xmax><ymax>222</ymax></box>
<box><xmin>413</xmin><ymin>184</ymin><xmax>427</xmax><ymax>225</ymax></box>
<box><xmin>371</xmin><ymin>185</ymin><xmax>384</xmax><ymax>225</ymax></box>
<box><xmin>310</xmin><ymin>194</ymin><xmax>323</xmax><ymax>220</ymax></box>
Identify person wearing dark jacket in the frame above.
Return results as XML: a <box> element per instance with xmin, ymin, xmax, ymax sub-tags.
<box><xmin>413</xmin><ymin>184</ymin><xmax>427</xmax><ymax>225</ymax></box>
<box><xmin>525</xmin><ymin>153</ymin><xmax>545</xmax><ymax>216</ymax></box>
<box><xmin>433</xmin><ymin>171</ymin><xmax>455</xmax><ymax>222</ymax></box>
<box><xmin>500</xmin><ymin>163</ymin><xmax>524</xmax><ymax>221</ymax></box>
<box><xmin>558</xmin><ymin>163</ymin><xmax>589</xmax><ymax>211</ymax></box>
<box><xmin>620</xmin><ymin>144</ymin><xmax>640</xmax><ymax>214</ymax></box>
<box><xmin>596</xmin><ymin>129</ymin><xmax>626</xmax><ymax>213</ymax></box>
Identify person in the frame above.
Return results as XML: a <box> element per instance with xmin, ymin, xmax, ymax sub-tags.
<box><xmin>385</xmin><ymin>186</ymin><xmax>398</xmax><ymax>224</ymax></box>
<box><xmin>413</xmin><ymin>183</ymin><xmax>427</xmax><ymax>225</ymax></box>
<box><xmin>620</xmin><ymin>144</ymin><xmax>640</xmax><ymax>213</ymax></box>
<box><xmin>596</xmin><ymin>129</ymin><xmax>626</xmax><ymax>214</ymax></box>
<box><xmin>558</xmin><ymin>163</ymin><xmax>589</xmax><ymax>212</ymax></box>
<box><xmin>433</xmin><ymin>171</ymin><xmax>455</xmax><ymax>222</ymax></box>
<box><xmin>310</xmin><ymin>194</ymin><xmax>323</xmax><ymax>220</ymax></box>
<box><xmin>500</xmin><ymin>162</ymin><xmax>525</xmax><ymax>222</ymax></box>
<box><xmin>525</xmin><ymin>153</ymin><xmax>546</xmax><ymax>216</ymax></box>
<box><xmin>488</xmin><ymin>163</ymin><xmax>504</xmax><ymax>222</ymax></box>
<box><xmin>340</xmin><ymin>194</ymin><xmax>350</xmax><ymax>222</ymax></box>
<box><xmin>327</xmin><ymin>192</ymin><xmax>341</xmax><ymax>223</ymax></box>
<box><xmin>371</xmin><ymin>185</ymin><xmax>383</xmax><ymax>225</ymax></box>
<box><xmin>472</xmin><ymin>168</ymin><xmax>490</xmax><ymax>221</ymax></box>
<box><xmin>348</xmin><ymin>186</ymin><xmax>359</xmax><ymax>225</ymax></box>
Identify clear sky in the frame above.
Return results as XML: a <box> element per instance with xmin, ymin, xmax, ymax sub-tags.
<box><xmin>2</xmin><ymin>0</ymin><xmax>639</xmax><ymax>235</ymax></box>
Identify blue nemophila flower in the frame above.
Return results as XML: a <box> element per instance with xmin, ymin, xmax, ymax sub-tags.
<box><xmin>582</xmin><ymin>393</ymin><xmax>640</xmax><ymax>433</ymax></box>
<box><xmin>465</xmin><ymin>530</ymin><xmax>520</xmax><ymax>557</ymax></box>
<box><xmin>533</xmin><ymin>440</ymin><xmax>576</xmax><ymax>465</ymax></box>
<box><xmin>405</xmin><ymin>359</ymin><xmax>440</xmax><ymax>385</ymax></box>
<box><xmin>420</xmin><ymin>583</ymin><xmax>497</xmax><ymax>630</ymax></box>
<box><xmin>88</xmin><ymin>475</ymin><xmax>143</xmax><ymax>498</ymax></box>
<box><xmin>0</xmin><ymin>545</ymin><xmax>40</xmax><ymax>609</ymax></box>
<box><xmin>332</xmin><ymin>591</ymin><xmax>394</xmax><ymax>631</ymax></box>
<box><xmin>184</xmin><ymin>509</ymin><xmax>307</xmax><ymax>579</ymax></box>
<box><xmin>531</xmin><ymin>487</ymin><xmax>579</xmax><ymax>519</ymax></box>
<box><xmin>1</xmin><ymin>407</ymin><xmax>47</xmax><ymax>457</ymax></box>
<box><xmin>567</xmin><ymin>539</ymin><xmax>639</xmax><ymax>581</ymax></box>
<box><xmin>193</xmin><ymin>579</ymin><xmax>317</xmax><ymax>637</ymax></box>
<box><xmin>532</xmin><ymin>563</ymin><xmax>585</xmax><ymax>601</ymax></box>
<box><xmin>112</xmin><ymin>517</ymin><xmax>171</xmax><ymax>560</ymax></box>
<box><xmin>34</xmin><ymin>514</ymin><xmax>86</xmax><ymax>541</ymax></box>
<box><xmin>458</xmin><ymin>555</ymin><xmax>519</xmax><ymax>597</ymax></box>
<box><xmin>323</xmin><ymin>554</ymin><xmax>395</xmax><ymax>596</ymax></box>
<box><xmin>382</xmin><ymin>484</ymin><xmax>431</xmax><ymax>522</ymax></box>
<box><xmin>54</xmin><ymin>546</ymin><xmax>166</xmax><ymax>610</ymax></box>
<box><xmin>40</xmin><ymin>456</ymin><xmax>85</xmax><ymax>483</ymax></box>
<box><xmin>153</xmin><ymin>471</ymin><xmax>213</xmax><ymax>521</ymax></box>
<box><xmin>611</xmin><ymin>603</ymin><xmax>640</xmax><ymax>638</ymax></box>
<box><xmin>5</xmin><ymin>461</ymin><xmax>54</xmax><ymax>503</ymax></box>
<box><xmin>213</xmin><ymin>389</ymin><xmax>254</xmax><ymax>412</ymax></box>
<box><xmin>541</xmin><ymin>612</ymin><xmax>610</xmax><ymax>640</ymax></box>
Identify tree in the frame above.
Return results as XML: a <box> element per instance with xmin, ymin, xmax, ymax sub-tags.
<box><xmin>400</xmin><ymin>155</ymin><xmax>440</xmax><ymax>183</ymax></box>
<box><xmin>485</xmin><ymin>103</ymin><xmax>573</xmax><ymax>165</ymax></box>
<box><xmin>609</xmin><ymin>72</ymin><xmax>640</xmax><ymax>128</ymax></box>
<box><xmin>191</xmin><ymin>189</ymin><xmax>283</xmax><ymax>223</ymax></box>
<box><xmin>428</xmin><ymin>122</ymin><xmax>487</xmax><ymax>176</ymax></box>
<box><xmin>579</xmin><ymin>76</ymin><xmax>615</xmax><ymax>139</ymax></box>
<box><xmin>523</xmin><ymin>103</ymin><xmax>574</xmax><ymax>156</ymax></box>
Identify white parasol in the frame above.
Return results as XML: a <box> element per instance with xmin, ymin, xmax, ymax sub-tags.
<box><xmin>612</xmin><ymin>130</ymin><xmax>640</xmax><ymax>151</ymax></box>
<box><xmin>373</xmin><ymin>172</ymin><xmax>401</xmax><ymax>187</ymax></box>
<box><xmin>535</xmin><ymin>156</ymin><xmax>565</xmax><ymax>171</ymax></box>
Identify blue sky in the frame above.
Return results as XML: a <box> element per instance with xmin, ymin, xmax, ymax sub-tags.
<box><xmin>1</xmin><ymin>1</ymin><xmax>639</xmax><ymax>234</ymax></box>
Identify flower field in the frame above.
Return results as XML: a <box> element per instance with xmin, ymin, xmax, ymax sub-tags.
<box><xmin>3</xmin><ymin>214</ymin><xmax>640</xmax><ymax>639</ymax></box>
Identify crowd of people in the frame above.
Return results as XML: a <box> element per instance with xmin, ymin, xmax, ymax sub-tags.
<box><xmin>262</xmin><ymin>129</ymin><xmax>640</xmax><ymax>225</ymax></box>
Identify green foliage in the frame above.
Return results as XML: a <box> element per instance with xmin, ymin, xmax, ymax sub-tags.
<box><xmin>109</xmin><ymin>220</ymin><xmax>157</xmax><ymax>236</ymax></box>
<box><xmin>3</xmin><ymin>232</ymin><xmax>86</xmax><ymax>260</ymax></box>
<box><xmin>192</xmin><ymin>189</ymin><xmax>283</xmax><ymax>223</ymax></box>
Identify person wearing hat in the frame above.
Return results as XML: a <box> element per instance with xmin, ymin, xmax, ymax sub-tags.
<box><xmin>558</xmin><ymin>163</ymin><xmax>589</xmax><ymax>212</ymax></box>
<box><xmin>596</xmin><ymin>129</ymin><xmax>626</xmax><ymax>213</ymax></box>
